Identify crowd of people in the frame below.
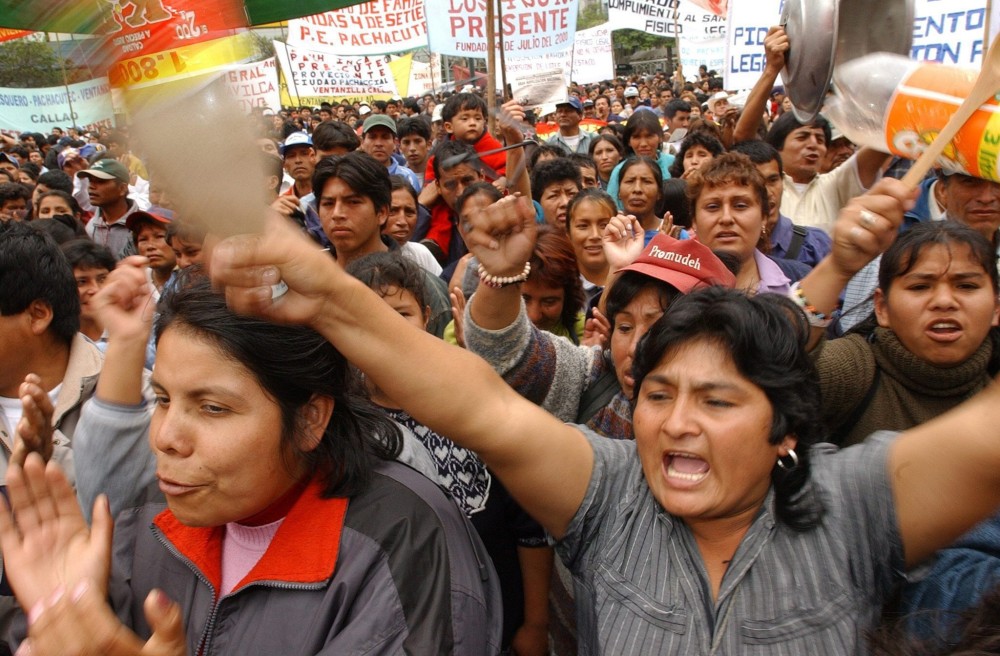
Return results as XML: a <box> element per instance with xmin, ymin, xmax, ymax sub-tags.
<box><xmin>0</xmin><ymin>23</ymin><xmax>999</xmax><ymax>655</ymax></box>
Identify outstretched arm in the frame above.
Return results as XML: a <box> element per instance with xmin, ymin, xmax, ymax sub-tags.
<box><xmin>732</xmin><ymin>26</ymin><xmax>787</xmax><ymax>144</ymax></box>
<box><xmin>891</xmin><ymin>382</ymin><xmax>1000</xmax><ymax>567</ymax></box>
<box><xmin>211</xmin><ymin>210</ymin><xmax>593</xmax><ymax>539</ymax></box>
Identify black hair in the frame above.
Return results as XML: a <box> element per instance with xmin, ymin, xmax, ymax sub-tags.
<box><xmin>668</xmin><ymin>131</ymin><xmax>726</xmax><ymax>179</ymax></box>
<box><xmin>0</xmin><ymin>181</ymin><xmax>31</xmax><ymax>205</ymax></box>
<box><xmin>531</xmin><ymin>158</ymin><xmax>582</xmax><ymax>203</ymax></box>
<box><xmin>389</xmin><ymin>174</ymin><xmax>419</xmax><ymax>205</ymax></box>
<box><xmin>396</xmin><ymin>116</ymin><xmax>431</xmax><ymax>141</ymax></box>
<box><xmin>60</xmin><ymin>239</ymin><xmax>115</xmax><ymax>272</ymax></box>
<box><xmin>35</xmin><ymin>189</ymin><xmax>82</xmax><ymax>218</ymax></box>
<box><xmin>312</xmin><ymin>120</ymin><xmax>360</xmax><ymax>153</ymax></box>
<box><xmin>261</xmin><ymin>152</ymin><xmax>284</xmax><ymax>193</ymax></box>
<box><xmin>345</xmin><ymin>250</ymin><xmax>428</xmax><ymax>311</ymax></box>
<box><xmin>528</xmin><ymin>144</ymin><xmax>568</xmax><ymax>170</ymax></box>
<box><xmin>312</xmin><ymin>151</ymin><xmax>392</xmax><ymax>214</ymax></box>
<box><xmin>618</xmin><ymin>156</ymin><xmax>664</xmax><ymax>207</ymax></box>
<box><xmin>431</xmin><ymin>140</ymin><xmax>480</xmax><ymax>180</ymax></box>
<box><xmin>660</xmin><ymin>178</ymin><xmax>691</xmax><ymax>228</ymax></box>
<box><xmin>730</xmin><ymin>140</ymin><xmax>784</xmax><ymax>176</ymax></box>
<box><xmin>35</xmin><ymin>170</ymin><xmax>73</xmax><ymax>195</ymax></box>
<box><xmin>568</xmin><ymin>153</ymin><xmax>597</xmax><ymax>175</ymax></box>
<box><xmin>663</xmin><ymin>98</ymin><xmax>692</xmax><ymax>120</ymax></box>
<box><xmin>868</xmin><ymin>583</ymin><xmax>1000</xmax><ymax>655</ymax></box>
<box><xmin>165</xmin><ymin>218</ymin><xmax>208</xmax><ymax>247</ymax></box>
<box><xmin>846</xmin><ymin>222</ymin><xmax>1000</xmax><ymax>371</ymax></box>
<box><xmin>372</xmin><ymin>100</ymin><xmax>388</xmax><ymax>113</ymax></box>
<box><xmin>455</xmin><ymin>181</ymin><xmax>501</xmax><ymax>217</ymax></box>
<box><xmin>588</xmin><ymin>133</ymin><xmax>625</xmax><ymax>160</ymax></box>
<box><xmin>632</xmin><ymin>286</ymin><xmax>825</xmax><ymax>530</ymax></box>
<box><xmin>31</xmin><ymin>217</ymin><xmax>82</xmax><ymax>244</ymax></box>
<box><xmin>606</xmin><ymin>270</ymin><xmax>680</xmax><ymax>330</ymax></box>
<box><xmin>0</xmin><ymin>221</ymin><xmax>79</xmax><ymax>344</ymax></box>
<box><xmin>565</xmin><ymin>187</ymin><xmax>616</xmax><ymax>236</ymax></box>
<box><xmin>622</xmin><ymin>111</ymin><xmax>664</xmax><ymax>156</ymax></box>
<box><xmin>155</xmin><ymin>272</ymin><xmax>402</xmax><ymax>499</ymax></box>
<box><xmin>101</xmin><ymin>129</ymin><xmax>129</xmax><ymax>149</ymax></box>
<box><xmin>766</xmin><ymin>111</ymin><xmax>832</xmax><ymax>152</ymax></box>
<box><xmin>402</xmin><ymin>98</ymin><xmax>421</xmax><ymax>115</ymax></box>
<box><xmin>18</xmin><ymin>162</ymin><xmax>40</xmax><ymax>181</ymax></box>
<box><xmin>441</xmin><ymin>92</ymin><xmax>487</xmax><ymax>124</ymax></box>
<box><xmin>882</xmin><ymin>221</ymin><xmax>999</xmax><ymax>296</ymax></box>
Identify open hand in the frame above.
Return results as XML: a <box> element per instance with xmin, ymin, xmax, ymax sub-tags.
<box><xmin>0</xmin><ymin>454</ymin><xmax>112</xmax><ymax>612</ymax></box>
<box><xmin>603</xmin><ymin>214</ymin><xmax>645</xmax><ymax>273</ymax></box>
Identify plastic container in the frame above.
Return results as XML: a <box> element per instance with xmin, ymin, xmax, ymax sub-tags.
<box><xmin>825</xmin><ymin>53</ymin><xmax>1000</xmax><ymax>181</ymax></box>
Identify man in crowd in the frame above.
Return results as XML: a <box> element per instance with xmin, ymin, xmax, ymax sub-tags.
<box><xmin>654</xmin><ymin>86</ymin><xmax>675</xmax><ymax>118</ymax></box>
<box><xmin>360</xmin><ymin>115</ymin><xmax>422</xmax><ymax>191</ymax></box>
<box><xmin>280</xmin><ymin>131</ymin><xmax>317</xmax><ymax>201</ymax></box>
<box><xmin>314</xmin><ymin>151</ymin><xmax>451</xmax><ymax>336</ymax></box>
<box><xmin>547</xmin><ymin>97</ymin><xmax>593</xmax><ymax>156</ymax></box>
<box><xmin>398</xmin><ymin>117</ymin><xmax>432</xmax><ymax>189</ymax></box>
<box><xmin>594</xmin><ymin>95</ymin><xmax>611</xmax><ymax>122</ymax></box>
<box><xmin>663</xmin><ymin>99</ymin><xmax>692</xmax><ymax>139</ymax></box>
<box><xmin>80</xmin><ymin>159</ymin><xmax>142</xmax><ymax>258</ymax></box>
<box><xmin>0</xmin><ymin>182</ymin><xmax>30</xmax><ymax>221</ymax></box>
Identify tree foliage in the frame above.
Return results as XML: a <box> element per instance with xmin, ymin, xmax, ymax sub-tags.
<box><xmin>0</xmin><ymin>39</ymin><xmax>64</xmax><ymax>88</ymax></box>
<box><xmin>577</xmin><ymin>2</ymin><xmax>608</xmax><ymax>30</ymax></box>
<box><xmin>612</xmin><ymin>29</ymin><xmax>673</xmax><ymax>55</ymax></box>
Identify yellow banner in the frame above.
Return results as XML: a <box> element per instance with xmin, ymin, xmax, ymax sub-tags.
<box><xmin>110</xmin><ymin>33</ymin><xmax>253</xmax><ymax>90</ymax></box>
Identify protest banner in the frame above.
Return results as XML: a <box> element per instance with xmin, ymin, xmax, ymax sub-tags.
<box><xmin>608</xmin><ymin>0</ymin><xmax>727</xmax><ymax>41</ymax></box>
<box><xmin>0</xmin><ymin>29</ymin><xmax>32</xmax><ymax>43</ymax></box>
<box><xmin>723</xmin><ymin>0</ymin><xmax>781</xmax><ymax>90</ymax></box>
<box><xmin>0</xmin><ymin>77</ymin><xmax>114</xmax><ymax>132</ymax></box>
<box><xmin>408</xmin><ymin>54</ymin><xmax>441</xmax><ymax>97</ymax></box>
<box><xmin>682</xmin><ymin>37</ymin><xmax>726</xmax><ymax>82</ymax></box>
<box><xmin>425</xmin><ymin>0</ymin><xmax>578</xmax><ymax>58</ymax></box>
<box><xmin>274</xmin><ymin>41</ymin><xmax>400</xmax><ymax>104</ymax></box>
<box><xmin>912</xmin><ymin>0</ymin><xmax>987</xmax><ymax>66</ymax></box>
<box><xmin>224</xmin><ymin>57</ymin><xmax>280</xmax><ymax>112</ymax></box>
<box><xmin>287</xmin><ymin>1</ymin><xmax>427</xmax><ymax>56</ymax></box>
<box><xmin>572</xmin><ymin>23</ymin><xmax>614</xmax><ymax>84</ymax></box>
<box><xmin>992</xmin><ymin>0</ymin><xmax>1000</xmax><ymax>45</ymax></box>
<box><xmin>104</xmin><ymin>0</ymin><xmax>251</xmax><ymax>90</ymax></box>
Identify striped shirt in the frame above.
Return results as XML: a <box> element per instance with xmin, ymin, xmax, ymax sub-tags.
<box><xmin>557</xmin><ymin>429</ymin><xmax>904</xmax><ymax>655</ymax></box>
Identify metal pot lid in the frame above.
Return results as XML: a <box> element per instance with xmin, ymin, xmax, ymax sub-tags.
<box><xmin>835</xmin><ymin>0</ymin><xmax>914</xmax><ymax>66</ymax></box>
<box><xmin>781</xmin><ymin>0</ymin><xmax>838</xmax><ymax>123</ymax></box>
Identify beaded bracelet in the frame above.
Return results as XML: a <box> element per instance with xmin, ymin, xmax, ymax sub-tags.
<box><xmin>478</xmin><ymin>262</ymin><xmax>531</xmax><ymax>289</ymax></box>
<box><xmin>788</xmin><ymin>281</ymin><xmax>832</xmax><ymax>328</ymax></box>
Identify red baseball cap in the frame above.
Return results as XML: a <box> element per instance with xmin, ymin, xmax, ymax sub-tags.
<box><xmin>618</xmin><ymin>233</ymin><xmax>735</xmax><ymax>292</ymax></box>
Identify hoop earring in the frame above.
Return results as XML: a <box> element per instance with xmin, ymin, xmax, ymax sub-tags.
<box><xmin>776</xmin><ymin>448</ymin><xmax>798</xmax><ymax>471</ymax></box>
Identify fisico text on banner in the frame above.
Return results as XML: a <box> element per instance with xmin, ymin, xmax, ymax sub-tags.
<box><xmin>607</xmin><ymin>0</ymin><xmax>728</xmax><ymax>41</ymax></box>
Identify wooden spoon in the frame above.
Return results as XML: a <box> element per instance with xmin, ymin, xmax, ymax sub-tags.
<box><xmin>902</xmin><ymin>33</ymin><xmax>1000</xmax><ymax>188</ymax></box>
